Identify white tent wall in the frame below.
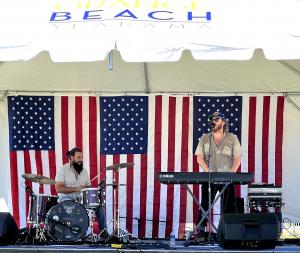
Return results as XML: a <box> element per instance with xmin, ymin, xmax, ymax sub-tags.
<box><xmin>0</xmin><ymin>99</ymin><xmax>12</xmax><ymax>213</ymax></box>
<box><xmin>282</xmin><ymin>96</ymin><xmax>300</xmax><ymax>222</ymax></box>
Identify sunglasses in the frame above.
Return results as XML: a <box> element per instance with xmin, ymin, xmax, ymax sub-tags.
<box><xmin>211</xmin><ymin>117</ymin><xmax>222</xmax><ymax>122</ymax></box>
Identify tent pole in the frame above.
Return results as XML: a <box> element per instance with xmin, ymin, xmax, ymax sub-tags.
<box><xmin>285</xmin><ymin>94</ymin><xmax>300</xmax><ymax>112</ymax></box>
<box><xmin>143</xmin><ymin>63</ymin><xmax>150</xmax><ymax>94</ymax></box>
<box><xmin>1</xmin><ymin>90</ymin><xmax>300</xmax><ymax>96</ymax></box>
<box><xmin>109</xmin><ymin>51</ymin><xmax>113</xmax><ymax>70</ymax></box>
<box><xmin>278</xmin><ymin>60</ymin><xmax>300</xmax><ymax>77</ymax></box>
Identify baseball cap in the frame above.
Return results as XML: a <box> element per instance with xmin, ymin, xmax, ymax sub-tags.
<box><xmin>208</xmin><ymin>111</ymin><xmax>225</xmax><ymax>121</ymax></box>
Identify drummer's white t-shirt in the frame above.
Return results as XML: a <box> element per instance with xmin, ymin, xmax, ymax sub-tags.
<box><xmin>55</xmin><ymin>163</ymin><xmax>90</xmax><ymax>199</ymax></box>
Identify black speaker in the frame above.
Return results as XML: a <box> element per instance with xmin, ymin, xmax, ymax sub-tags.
<box><xmin>0</xmin><ymin>212</ymin><xmax>18</xmax><ymax>245</ymax></box>
<box><xmin>217</xmin><ymin>213</ymin><xmax>280</xmax><ymax>249</ymax></box>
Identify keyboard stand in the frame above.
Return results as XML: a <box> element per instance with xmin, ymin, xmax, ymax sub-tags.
<box><xmin>184</xmin><ymin>181</ymin><xmax>231</xmax><ymax>244</ymax></box>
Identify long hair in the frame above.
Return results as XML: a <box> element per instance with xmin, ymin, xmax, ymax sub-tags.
<box><xmin>223</xmin><ymin>119</ymin><xmax>229</xmax><ymax>132</ymax></box>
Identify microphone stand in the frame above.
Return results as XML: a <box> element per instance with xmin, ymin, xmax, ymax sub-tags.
<box><xmin>25</xmin><ymin>182</ymin><xmax>34</xmax><ymax>197</ymax></box>
<box><xmin>207</xmin><ymin>130</ymin><xmax>213</xmax><ymax>244</ymax></box>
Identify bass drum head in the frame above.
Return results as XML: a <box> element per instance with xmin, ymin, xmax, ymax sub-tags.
<box><xmin>45</xmin><ymin>200</ymin><xmax>89</xmax><ymax>242</ymax></box>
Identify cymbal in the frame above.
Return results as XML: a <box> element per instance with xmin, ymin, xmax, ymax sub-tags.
<box><xmin>22</xmin><ymin>174</ymin><xmax>56</xmax><ymax>185</ymax></box>
<box><xmin>105</xmin><ymin>163</ymin><xmax>134</xmax><ymax>171</ymax></box>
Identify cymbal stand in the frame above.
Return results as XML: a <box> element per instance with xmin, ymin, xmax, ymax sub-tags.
<box><xmin>111</xmin><ymin>167</ymin><xmax>133</xmax><ymax>243</ymax></box>
<box><xmin>34</xmin><ymin>183</ymin><xmax>49</xmax><ymax>243</ymax></box>
<box><xmin>23</xmin><ymin>182</ymin><xmax>48</xmax><ymax>243</ymax></box>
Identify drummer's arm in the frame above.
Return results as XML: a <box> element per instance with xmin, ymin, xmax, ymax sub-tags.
<box><xmin>55</xmin><ymin>181</ymin><xmax>85</xmax><ymax>193</ymax></box>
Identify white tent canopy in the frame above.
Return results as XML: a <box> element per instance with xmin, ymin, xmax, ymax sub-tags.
<box><xmin>1</xmin><ymin>0</ymin><xmax>300</xmax><ymax>62</ymax></box>
<box><xmin>0</xmin><ymin>50</ymin><xmax>300</xmax><ymax>94</ymax></box>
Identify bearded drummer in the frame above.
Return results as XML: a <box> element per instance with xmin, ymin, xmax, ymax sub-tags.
<box><xmin>55</xmin><ymin>147</ymin><xmax>107</xmax><ymax>237</ymax></box>
<box><xmin>55</xmin><ymin>147</ymin><xmax>90</xmax><ymax>200</ymax></box>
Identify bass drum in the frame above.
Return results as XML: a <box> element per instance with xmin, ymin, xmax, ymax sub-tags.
<box><xmin>45</xmin><ymin>200</ymin><xmax>89</xmax><ymax>242</ymax></box>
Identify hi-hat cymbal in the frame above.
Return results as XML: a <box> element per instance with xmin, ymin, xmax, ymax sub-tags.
<box><xmin>105</xmin><ymin>163</ymin><xmax>134</xmax><ymax>171</ymax></box>
<box><xmin>22</xmin><ymin>174</ymin><xmax>56</xmax><ymax>185</ymax></box>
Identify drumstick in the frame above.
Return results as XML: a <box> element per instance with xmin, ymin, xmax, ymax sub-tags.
<box><xmin>88</xmin><ymin>174</ymin><xmax>99</xmax><ymax>185</ymax></box>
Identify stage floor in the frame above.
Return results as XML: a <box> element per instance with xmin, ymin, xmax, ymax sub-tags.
<box><xmin>1</xmin><ymin>240</ymin><xmax>300</xmax><ymax>253</ymax></box>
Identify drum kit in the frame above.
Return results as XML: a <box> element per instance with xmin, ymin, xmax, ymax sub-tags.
<box><xmin>20</xmin><ymin>162</ymin><xmax>134</xmax><ymax>244</ymax></box>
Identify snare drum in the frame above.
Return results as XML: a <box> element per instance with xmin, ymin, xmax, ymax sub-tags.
<box><xmin>27</xmin><ymin>194</ymin><xmax>58</xmax><ymax>224</ymax></box>
<box><xmin>80</xmin><ymin>188</ymin><xmax>100</xmax><ymax>208</ymax></box>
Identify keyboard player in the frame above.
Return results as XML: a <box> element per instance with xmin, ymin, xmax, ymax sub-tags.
<box><xmin>194</xmin><ymin>111</ymin><xmax>242</xmax><ymax>238</ymax></box>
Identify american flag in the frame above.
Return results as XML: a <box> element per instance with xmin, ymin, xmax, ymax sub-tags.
<box><xmin>8</xmin><ymin>95</ymin><xmax>284</xmax><ymax>239</ymax></box>
<box><xmin>100</xmin><ymin>96</ymin><xmax>148</xmax><ymax>154</ymax></box>
<box><xmin>193</xmin><ymin>96</ymin><xmax>243</xmax><ymax>150</ymax></box>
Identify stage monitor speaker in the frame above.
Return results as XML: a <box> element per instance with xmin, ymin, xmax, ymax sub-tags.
<box><xmin>217</xmin><ymin>213</ymin><xmax>280</xmax><ymax>249</ymax></box>
<box><xmin>0</xmin><ymin>212</ymin><xmax>18</xmax><ymax>245</ymax></box>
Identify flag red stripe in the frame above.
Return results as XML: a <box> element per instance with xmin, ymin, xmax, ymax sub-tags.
<box><xmin>61</xmin><ymin>97</ymin><xmax>69</xmax><ymax>165</ymax></box>
<box><xmin>262</xmin><ymin>96</ymin><xmax>270</xmax><ymax>183</ymax></box>
<box><xmin>10</xmin><ymin>151</ymin><xmax>20</xmax><ymax>227</ymax></box>
<box><xmin>100</xmin><ymin>155</ymin><xmax>106</xmax><ymax>181</ymax></box>
<box><xmin>35</xmin><ymin>151</ymin><xmax>44</xmax><ymax>194</ymax></box>
<box><xmin>165</xmin><ymin>97</ymin><xmax>176</xmax><ymax>237</ymax></box>
<box><xmin>48</xmin><ymin>150</ymin><xmax>57</xmax><ymax>195</ymax></box>
<box><xmin>126</xmin><ymin>154</ymin><xmax>134</xmax><ymax>233</ymax></box>
<box><xmin>89</xmin><ymin>97</ymin><xmax>98</xmax><ymax>187</ymax></box>
<box><xmin>23</xmin><ymin>151</ymin><xmax>31</xmax><ymax>226</ymax></box>
<box><xmin>275</xmin><ymin>96</ymin><xmax>284</xmax><ymax>186</ymax></box>
<box><xmin>235</xmin><ymin>185</ymin><xmax>241</xmax><ymax>198</ymax></box>
<box><xmin>139</xmin><ymin>154</ymin><xmax>147</xmax><ymax>238</ymax></box>
<box><xmin>179</xmin><ymin>97</ymin><xmax>189</xmax><ymax>237</ymax></box>
<box><xmin>152</xmin><ymin>95</ymin><xmax>162</xmax><ymax>238</ymax></box>
<box><xmin>248</xmin><ymin>97</ymin><xmax>256</xmax><ymax>177</ymax></box>
<box><xmin>75</xmin><ymin>97</ymin><xmax>83</xmax><ymax>149</ymax></box>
